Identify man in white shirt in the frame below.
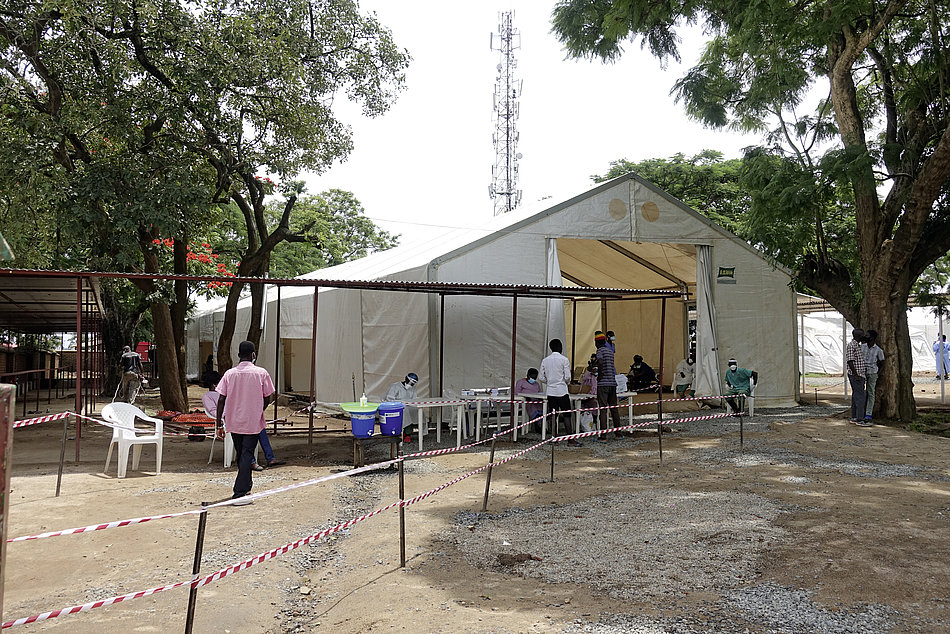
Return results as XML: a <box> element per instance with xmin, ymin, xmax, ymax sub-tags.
<box><xmin>538</xmin><ymin>338</ymin><xmax>580</xmax><ymax>445</ymax></box>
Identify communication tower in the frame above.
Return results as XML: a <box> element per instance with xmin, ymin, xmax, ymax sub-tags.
<box><xmin>489</xmin><ymin>11</ymin><xmax>522</xmax><ymax>215</ymax></box>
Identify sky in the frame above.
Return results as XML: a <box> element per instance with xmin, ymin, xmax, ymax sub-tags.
<box><xmin>304</xmin><ymin>2</ymin><xmax>761</xmax><ymax>246</ymax></box>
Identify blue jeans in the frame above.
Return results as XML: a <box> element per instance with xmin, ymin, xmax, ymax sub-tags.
<box><xmin>256</xmin><ymin>429</ymin><xmax>275</xmax><ymax>463</ymax></box>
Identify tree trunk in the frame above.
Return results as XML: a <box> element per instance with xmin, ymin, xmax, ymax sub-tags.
<box><xmin>150</xmin><ymin>300</ymin><xmax>187</xmax><ymax>412</ymax></box>
<box><xmin>216</xmin><ymin>279</ymin><xmax>245</xmax><ymax>373</ymax></box>
<box><xmin>136</xmin><ymin>229</ymin><xmax>188</xmax><ymax>411</ymax></box>
<box><xmin>861</xmin><ymin>270</ymin><xmax>916</xmax><ymax>421</ymax></box>
<box><xmin>172</xmin><ymin>236</ymin><xmax>189</xmax><ymax>402</ymax></box>
<box><xmin>246</xmin><ymin>278</ymin><xmax>265</xmax><ymax>350</ymax></box>
<box><xmin>99</xmin><ymin>283</ymin><xmax>147</xmax><ymax>399</ymax></box>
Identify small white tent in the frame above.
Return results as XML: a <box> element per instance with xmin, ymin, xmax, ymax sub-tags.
<box><xmin>188</xmin><ymin>174</ymin><xmax>800</xmax><ymax>406</ymax></box>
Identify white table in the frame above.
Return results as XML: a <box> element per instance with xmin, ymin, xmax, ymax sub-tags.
<box><xmin>406</xmin><ymin>398</ymin><xmax>465</xmax><ymax>452</ymax></box>
<box><xmin>459</xmin><ymin>393</ymin><xmax>514</xmax><ymax>442</ymax></box>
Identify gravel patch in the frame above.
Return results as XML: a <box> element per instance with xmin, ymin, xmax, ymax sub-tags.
<box><xmin>452</xmin><ymin>489</ymin><xmax>783</xmax><ymax>600</ymax></box>
<box><xmin>562</xmin><ymin>583</ymin><xmax>900</xmax><ymax>633</ymax></box>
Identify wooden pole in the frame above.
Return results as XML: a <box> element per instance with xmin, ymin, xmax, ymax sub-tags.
<box><xmin>273</xmin><ymin>285</ymin><xmax>280</xmax><ymax>432</ymax></box>
<box><xmin>480</xmin><ymin>437</ymin><xmax>497</xmax><ymax>512</ymax></box>
<box><xmin>308</xmin><ymin>287</ymin><xmax>319</xmax><ymax>459</ymax></box>
<box><xmin>75</xmin><ymin>277</ymin><xmax>82</xmax><ymax>462</ymax></box>
<box><xmin>184</xmin><ymin>504</ymin><xmax>209</xmax><ymax>633</ymax></box>
<box><xmin>508</xmin><ymin>295</ymin><xmax>518</xmax><ymax>439</ymax></box>
<box><xmin>398</xmin><ymin>445</ymin><xmax>406</xmax><ymax>568</ymax></box>
<box><xmin>0</xmin><ymin>383</ymin><xmax>15</xmax><ymax>616</ymax></box>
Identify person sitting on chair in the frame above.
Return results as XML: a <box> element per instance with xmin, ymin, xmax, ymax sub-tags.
<box><xmin>627</xmin><ymin>355</ymin><xmax>657</xmax><ymax>391</ymax></box>
<box><xmin>385</xmin><ymin>372</ymin><xmax>419</xmax><ymax>441</ymax></box>
<box><xmin>723</xmin><ymin>358</ymin><xmax>757</xmax><ymax>413</ymax></box>
<box><xmin>204</xmin><ymin>371</ymin><xmax>284</xmax><ymax>471</ymax></box>
<box><xmin>514</xmin><ymin>368</ymin><xmax>543</xmax><ymax>432</ymax></box>
<box><xmin>673</xmin><ymin>355</ymin><xmax>696</xmax><ymax>398</ymax></box>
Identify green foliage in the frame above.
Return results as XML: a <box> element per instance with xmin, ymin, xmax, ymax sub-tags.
<box><xmin>269</xmin><ymin>190</ymin><xmax>398</xmax><ymax>278</ymax></box>
<box><xmin>594</xmin><ymin>150</ymin><xmax>747</xmax><ymax>232</ymax></box>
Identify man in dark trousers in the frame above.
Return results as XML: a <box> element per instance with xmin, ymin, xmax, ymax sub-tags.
<box><xmin>215</xmin><ymin>341</ymin><xmax>276</xmax><ymax>504</ymax></box>
<box><xmin>594</xmin><ymin>331</ymin><xmax>624</xmax><ymax>441</ymax></box>
<box><xmin>118</xmin><ymin>345</ymin><xmax>143</xmax><ymax>403</ymax></box>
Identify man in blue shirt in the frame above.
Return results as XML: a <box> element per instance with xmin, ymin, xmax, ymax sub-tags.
<box><xmin>724</xmin><ymin>358</ymin><xmax>757</xmax><ymax>414</ymax></box>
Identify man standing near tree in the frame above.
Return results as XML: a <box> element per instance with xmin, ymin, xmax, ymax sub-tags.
<box><xmin>215</xmin><ymin>341</ymin><xmax>275</xmax><ymax>504</ymax></box>
<box><xmin>846</xmin><ymin>329</ymin><xmax>870</xmax><ymax>427</ymax></box>
<box><xmin>117</xmin><ymin>345</ymin><xmax>143</xmax><ymax>404</ymax></box>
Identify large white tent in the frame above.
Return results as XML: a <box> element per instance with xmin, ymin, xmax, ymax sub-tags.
<box><xmin>188</xmin><ymin>174</ymin><xmax>799</xmax><ymax>406</ymax></box>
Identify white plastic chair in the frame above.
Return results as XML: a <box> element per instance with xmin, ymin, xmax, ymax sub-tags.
<box><xmin>208</xmin><ymin>420</ymin><xmax>257</xmax><ymax>468</ymax></box>
<box><xmin>101</xmin><ymin>403</ymin><xmax>163</xmax><ymax>478</ymax></box>
<box><xmin>725</xmin><ymin>378</ymin><xmax>756</xmax><ymax>416</ymax></box>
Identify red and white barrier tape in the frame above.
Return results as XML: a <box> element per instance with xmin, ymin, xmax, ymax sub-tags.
<box><xmin>12</xmin><ymin>411</ymin><xmax>71</xmax><ymax>428</ymax></box>
<box><xmin>3</xmin><ymin>404</ymin><xmax>741</xmax><ymax>626</ymax></box>
<box><xmin>7</xmin><ymin>459</ymin><xmax>402</xmax><ymax>543</ymax></box>
<box><xmin>1</xmin><ymin>576</ymin><xmax>195</xmax><ymax>629</ymax></box>
<box><xmin>193</xmin><ymin>500</ymin><xmax>402</xmax><ymax>588</ymax></box>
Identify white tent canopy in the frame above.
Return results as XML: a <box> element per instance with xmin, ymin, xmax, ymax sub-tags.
<box><xmin>188</xmin><ymin>174</ymin><xmax>799</xmax><ymax>407</ymax></box>
<box><xmin>798</xmin><ymin>302</ymin><xmax>948</xmax><ymax>375</ymax></box>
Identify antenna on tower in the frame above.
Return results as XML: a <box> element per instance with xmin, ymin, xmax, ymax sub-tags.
<box><xmin>489</xmin><ymin>11</ymin><xmax>522</xmax><ymax>216</ymax></box>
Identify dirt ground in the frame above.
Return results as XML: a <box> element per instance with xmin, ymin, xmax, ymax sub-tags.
<box><xmin>3</xmin><ymin>382</ymin><xmax>950</xmax><ymax>632</ymax></box>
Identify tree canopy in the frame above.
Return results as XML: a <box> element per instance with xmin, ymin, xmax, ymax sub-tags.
<box><xmin>1</xmin><ymin>0</ymin><xmax>409</xmax><ymax>406</ymax></box>
<box><xmin>553</xmin><ymin>0</ymin><xmax>950</xmax><ymax>419</ymax></box>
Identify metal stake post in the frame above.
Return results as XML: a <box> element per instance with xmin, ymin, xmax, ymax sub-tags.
<box><xmin>398</xmin><ymin>446</ymin><xmax>406</xmax><ymax>567</ymax></box>
<box><xmin>481</xmin><ymin>437</ymin><xmax>497</xmax><ymax>512</ymax></box>
<box><xmin>55</xmin><ymin>415</ymin><xmax>69</xmax><ymax>496</ymax></box>
<box><xmin>184</xmin><ymin>504</ymin><xmax>209</xmax><ymax>633</ymax></box>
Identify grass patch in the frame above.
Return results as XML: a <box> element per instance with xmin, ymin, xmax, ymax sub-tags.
<box><xmin>908</xmin><ymin>411</ymin><xmax>950</xmax><ymax>438</ymax></box>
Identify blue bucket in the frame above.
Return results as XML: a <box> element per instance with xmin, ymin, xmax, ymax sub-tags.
<box><xmin>350</xmin><ymin>410</ymin><xmax>377</xmax><ymax>438</ymax></box>
<box><xmin>377</xmin><ymin>401</ymin><xmax>405</xmax><ymax>436</ymax></box>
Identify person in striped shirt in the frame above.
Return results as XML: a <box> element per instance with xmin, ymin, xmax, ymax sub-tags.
<box><xmin>594</xmin><ymin>331</ymin><xmax>623</xmax><ymax>441</ymax></box>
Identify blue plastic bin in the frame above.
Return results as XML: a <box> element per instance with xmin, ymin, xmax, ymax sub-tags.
<box><xmin>340</xmin><ymin>402</ymin><xmax>380</xmax><ymax>438</ymax></box>
<box><xmin>349</xmin><ymin>410</ymin><xmax>376</xmax><ymax>437</ymax></box>
<box><xmin>377</xmin><ymin>401</ymin><xmax>405</xmax><ymax>436</ymax></box>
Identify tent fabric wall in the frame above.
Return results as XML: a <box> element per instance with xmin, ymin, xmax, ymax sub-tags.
<box><xmin>799</xmin><ymin>308</ymin><xmax>946</xmax><ymax>375</ymax></box>
<box><xmin>693</xmin><ymin>245</ymin><xmax>720</xmax><ymax>397</ymax></box>
<box><xmin>185</xmin><ymin>173</ymin><xmax>799</xmax><ymax>407</ymax></box>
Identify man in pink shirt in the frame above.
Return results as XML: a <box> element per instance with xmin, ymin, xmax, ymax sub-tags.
<box><xmin>215</xmin><ymin>341</ymin><xmax>276</xmax><ymax>504</ymax></box>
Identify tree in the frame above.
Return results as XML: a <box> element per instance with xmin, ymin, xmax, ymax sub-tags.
<box><xmin>594</xmin><ymin>150</ymin><xmax>747</xmax><ymax>233</ymax></box>
<box><xmin>268</xmin><ymin>189</ymin><xmax>398</xmax><ymax>278</ymax></box>
<box><xmin>1</xmin><ymin>0</ymin><xmax>409</xmax><ymax>402</ymax></box>
<box><xmin>553</xmin><ymin>0</ymin><xmax>950</xmax><ymax>420</ymax></box>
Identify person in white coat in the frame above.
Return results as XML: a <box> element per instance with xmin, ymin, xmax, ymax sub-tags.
<box><xmin>673</xmin><ymin>355</ymin><xmax>696</xmax><ymax>397</ymax></box>
<box><xmin>384</xmin><ymin>372</ymin><xmax>419</xmax><ymax>437</ymax></box>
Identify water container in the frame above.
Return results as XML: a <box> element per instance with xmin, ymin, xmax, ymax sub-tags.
<box><xmin>340</xmin><ymin>402</ymin><xmax>379</xmax><ymax>438</ymax></box>
<box><xmin>377</xmin><ymin>401</ymin><xmax>405</xmax><ymax>436</ymax></box>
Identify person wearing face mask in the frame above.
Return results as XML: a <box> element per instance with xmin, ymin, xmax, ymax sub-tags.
<box><xmin>214</xmin><ymin>340</ymin><xmax>276</xmax><ymax>505</ymax></box>
<box><xmin>627</xmin><ymin>355</ymin><xmax>658</xmax><ymax>391</ymax></box>
<box><xmin>673</xmin><ymin>355</ymin><xmax>696</xmax><ymax>398</ymax></box>
<box><xmin>385</xmin><ymin>372</ymin><xmax>420</xmax><ymax>439</ymax></box>
<box><xmin>514</xmin><ymin>368</ymin><xmax>543</xmax><ymax>431</ymax></box>
<box><xmin>723</xmin><ymin>358</ymin><xmax>757</xmax><ymax>414</ymax></box>
<box><xmin>605</xmin><ymin>330</ymin><xmax>617</xmax><ymax>353</ymax></box>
